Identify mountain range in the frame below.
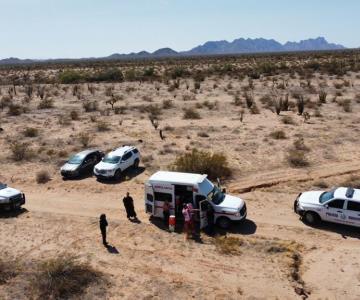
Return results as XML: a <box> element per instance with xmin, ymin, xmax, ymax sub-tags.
<box><xmin>0</xmin><ymin>37</ymin><xmax>346</xmax><ymax>65</ymax></box>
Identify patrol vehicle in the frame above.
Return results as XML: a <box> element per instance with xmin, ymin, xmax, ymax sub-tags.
<box><xmin>294</xmin><ymin>187</ymin><xmax>360</xmax><ymax>227</ymax></box>
<box><xmin>0</xmin><ymin>182</ymin><xmax>25</xmax><ymax>211</ymax></box>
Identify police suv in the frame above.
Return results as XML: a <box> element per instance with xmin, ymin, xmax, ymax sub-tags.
<box><xmin>294</xmin><ymin>187</ymin><xmax>360</xmax><ymax>227</ymax></box>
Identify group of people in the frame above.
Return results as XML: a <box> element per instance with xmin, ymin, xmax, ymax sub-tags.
<box><xmin>99</xmin><ymin>192</ymin><xmax>137</xmax><ymax>246</ymax></box>
<box><xmin>162</xmin><ymin>198</ymin><xmax>215</xmax><ymax>239</ymax></box>
<box><xmin>99</xmin><ymin>192</ymin><xmax>216</xmax><ymax>246</ymax></box>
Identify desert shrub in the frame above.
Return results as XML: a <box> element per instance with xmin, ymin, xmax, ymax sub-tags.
<box><xmin>9</xmin><ymin>142</ymin><xmax>30</xmax><ymax>161</ymax></box>
<box><xmin>203</xmin><ymin>100</ymin><xmax>217</xmax><ymax>110</ymax></box>
<box><xmin>318</xmin><ymin>89</ymin><xmax>327</xmax><ymax>104</ymax></box>
<box><xmin>0</xmin><ymin>95</ymin><xmax>12</xmax><ymax>109</ymax></box>
<box><xmin>233</xmin><ymin>95</ymin><xmax>243</xmax><ymax>106</ymax></box>
<box><xmin>23</xmin><ymin>127</ymin><xmax>39</xmax><ymax>138</ymax></box>
<box><xmin>83</xmin><ymin>101</ymin><xmax>98</xmax><ymax>112</ymax></box>
<box><xmin>114</xmin><ymin>106</ymin><xmax>126</xmax><ymax>115</ymax></box>
<box><xmin>296</xmin><ymin>97</ymin><xmax>304</xmax><ymax>115</ymax></box>
<box><xmin>58</xmin><ymin>70</ymin><xmax>83</xmax><ymax>84</ymax></box>
<box><xmin>270</xmin><ymin>130</ymin><xmax>287</xmax><ymax>140</ymax></box>
<box><xmin>58</xmin><ymin>115</ymin><xmax>71</xmax><ymax>126</ymax></box>
<box><xmin>340</xmin><ymin>99</ymin><xmax>352</xmax><ymax>112</ymax></box>
<box><xmin>183</xmin><ymin>107</ymin><xmax>201</xmax><ymax>119</ymax></box>
<box><xmin>243</xmin><ymin>91</ymin><xmax>254</xmax><ymax>108</ymax></box>
<box><xmin>287</xmin><ymin>149</ymin><xmax>309</xmax><ymax>168</ymax></box>
<box><xmin>282</xmin><ymin>115</ymin><xmax>296</xmax><ymax>125</ymax></box>
<box><xmin>214</xmin><ymin>236</ymin><xmax>243</xmax><ymax>255</ymax></box>
<box><xmin>70</xmin><ymin>110</ymin><xmax>80</xmax><ymax>120</ymax></box>
<box><xmin>78</xmin><ymin>132</ymin><xmax>93</xmax><ymax>147</ymax></box>
<box><xmin>341</xmin><ymin>175</ymin><xmax>360</xmax><ymax>189</ymax></box>
<box><xmin>30</xmin><ymin>254</ymin><xmax>103</xmax><ymax>300</ymax></box>
<box><xmin>293</xmin><ymin>137</ymin><xmax>310</xmax><ymax>152</ymax></box>
<box><xmin>7</xmin><ymin>103</ymin><xmax>24</xmax><ymax>116</ymax></box>
<box><xmin>97</xmin><ymin>121</ymin><xmax>110</xmax><ymax>132</ymax></box>
<box><xmin>0</xmin><ymin>259</ymin><xmax>17</xmax><ymax>284</ymax></box>
<box><xmin>38</xmin><ymin>97</ymin><xmax>54</xmax><ymax>109</ymax></box>
<box><xmin>172</xmin><ymin>149</ymin><xmax>231</xmax><ymax>180</ymax></box>
<box><xmin>90</xmin><ymin>68</ymin><xmax>124</xmax><ymax>82</ymax></box>
<box><xmin>162</xmin><ymin>99</ymin><xmax>174</xmax><ymax>109</ymax></box>
<box><xmin>194</xmin><ymin>81</ymin><xmax>201</xmax><ymax>90</ymax></box>
<box><xmin>144</xmin><ymin>104</ymin><xmax>162</xmax><ymax>119</ymax></box>
<box><xmin>36</xmin><ymin>170</ymin><xmax>51</xmax><ymax>184</ymax></box>
<box><xmin>250</xmin><ymin>103</ymin><xmax>260</xmax><ymax>114</ymax></box>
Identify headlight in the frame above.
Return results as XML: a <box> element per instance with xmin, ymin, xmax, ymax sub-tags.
<box><xmin>235</xmin><ymin>211</ymin><xmax>241</xmax><ymax>217</ymax></box>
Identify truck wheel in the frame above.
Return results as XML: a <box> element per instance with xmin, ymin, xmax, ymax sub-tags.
<box><xmin>304</xmin><ymin>211</ymin><xmax>320</xmax><ymax>226</ymax></box>
<box><xmin>114</xmin><ymin>170</ymin><xmax>122</xmax><ymax>180</ymax></box>
<box><xmin>217</xmin><ymin>217</ymin><xmax>231</xmax><ymax>229</ymax></box>
<box><xmin>133</xmin><ymin>159</ymin><xmax>139</xmax><ymax>169</ymax></box>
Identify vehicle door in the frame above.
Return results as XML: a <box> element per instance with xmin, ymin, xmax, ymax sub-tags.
<box><xmin>145</xmin><ymin>183</ymin><xmax>155</xmax><ymax>215</ymax></box>
<box><xmin>323</xmin><ymin>199</ymin><xmax>346</xmax><ymax>224</ymax></box>
<box><xmin>120</xmin><ymin>152</ymin><xmax>133</xmax><ymax>170</ymax></box>
<box><xmin>153</xmin><ymin>184</ymin><xmax>175</xmax><ymax>218</ymax></box>
<box><xmin>199</xmin><ymin>200</ymin><xmax>209</xmax><ymax>229</ymax></box>
<box><xmin>80</xmin><ymin>154</ymin><xmax>93</xmax><ymax>173</ymax></box>
<box><xmin>344</xmin><ymin>200</ymin><xmax>360</xmax><ymax>227</ymax></box>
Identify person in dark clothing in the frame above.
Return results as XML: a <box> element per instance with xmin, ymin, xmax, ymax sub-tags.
<box><xmin>99</xmin><ymin>214</ymin><xmax>108</xmax><ymax>246</ymax></box>
<box><xmin>163</xmin><ymin>200</ymin><xmax>170</xmax><ymax>227</ymax></box>
<box><xmin>123</xmin><ymin>192</ymin><xmax>137</xmax><ymax>219</ymax></box>
<box><xmin>206</xmin><ymin>205</ymin><xmax>215</xmax><ymax>236</ymax></box>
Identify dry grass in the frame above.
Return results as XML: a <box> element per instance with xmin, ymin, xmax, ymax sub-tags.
<box><xmin>36</xmin><ymin>170</ymin><xmax>51</xmax><ymax>184</ymax></box>
<box><xmin>30</xmin><ymin>254</ymin><xmax>104</xmax><ymax>300</ymax></box>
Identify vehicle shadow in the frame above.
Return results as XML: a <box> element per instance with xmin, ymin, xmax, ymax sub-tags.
<box><xmin>215</xmin><ymin>219</ymin><xmax>257</xmax><ymax>236</ymax></box>
<box><xmin>304</xmin><ymin>220</ymin><xmax>360</xmax><ymax>239</ymax></box>
<box><xmin>62</xmin><ymin>172</ymin><xmax>95</xmax><ymax>181</ymax></box>
<box><xmin>97</xmin><ymin>167</ymin><xmax>145</xmax><ymax>185</ymax></box>
<box><xmin>0</xmin><ymin>208</ymin><xmax>28</xmax><ymax>219</ymax></box>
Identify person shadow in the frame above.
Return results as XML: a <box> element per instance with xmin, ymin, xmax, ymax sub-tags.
<box><xmin>105</xmin><ymin>244</ymin><xmax>119</xmax><ymax>254</ymax></box>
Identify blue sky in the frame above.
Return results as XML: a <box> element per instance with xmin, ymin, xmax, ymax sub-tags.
<box><xmin>0</xmin><ymin>0</ymin><xmax>358</xmax><ymax>59</ymax></box>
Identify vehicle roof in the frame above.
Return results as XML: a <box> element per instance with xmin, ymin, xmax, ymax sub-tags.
<box><xmin>148</xmin><ymin>171</ymin><xmax>208</xmax><ymax>185</ymax></box>
<box><xmin>75</xmin><ymin>149</ymin><xmax>100</xmax><ymax>158</ymax></box>
<box><xmin>334</xmin><ymin>187</ymin><xmax>360</xmax><ymax>201</ymax></box>
<box><xmin>109</xmin><ymin>145</ymin><xmax>137</xmax><ymax>156</ymax></box>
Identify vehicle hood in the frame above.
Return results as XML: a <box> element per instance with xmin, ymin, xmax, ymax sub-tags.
<box><xmin>61</xmin><ymin>163</ymin><xmax>79</xmax><ymax>172</ymax></box>
<box><xmin>0</xmin><ymin>186</ymin><xmax>21</xmax><ymax>199</ymax></box>
<box><xmin>298</xmin><ymin>191</ymin><xmax>323</xmax><ymax>206</ymax></box>
<box><xmin>218</xmin><ymin>194</ymin><xmax>244</xmax><ymax>211</ymax></box>
<box><xmin>95</xmin><ymin>161</ymin><xmax>116</xmax><ymax>171</ymax></box>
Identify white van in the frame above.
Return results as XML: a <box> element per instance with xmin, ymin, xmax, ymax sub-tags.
<box><xmin>145</xmin><ymin>171</ymin><xmax>247</xmax><ymax>229</ymax></box>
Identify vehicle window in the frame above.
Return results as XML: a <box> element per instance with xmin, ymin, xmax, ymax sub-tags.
<box><xmin>154</xmin><ymin>192</ymin><xmax>172</xmax><ymax>202</ymax></box>
<box><xmin>347</xmin><ymin>201</ymin><xmax>360</xmax><ymax>212</ymax></box>
<box><xmin>319</xmin><ymin>190</ymin><xmax>335</xmax><ymax>203</ymax></box>
<box><xmin>122</xmin><ymin>152</ymin><xmax>132</xmax><ymax>161</ymax></box>
<box><xmin>132</xmin><ymin>149</ymin><xmax>139</xmax><ymax>154</ymax></box>
<box><xmin>147</xmin><ymin>193</ymin><xmax>154</xmax><ymax>202</ymax></box>
<box><xmin>207</xmin><ymin>186</ymin><xmax>225</xmax><ymax>205</ymax></box>
<box><xmin>327</xmin><ymin>199</ymin><xmax>345</xmax><ymax>209</ymax></box>
<box><xmin>68</xmin><ymin>154</ymin><xmax>83</xmax><ymax>164</ymax></box>
<box><xmin>0</xmin><ymin>183</ymin><xmax>6</xmax><ymax>190</ymax></box>
<box><xmin>103</xmin><ymin>155</ymin><xmax>121</xmax><ymax>164</ymax></box>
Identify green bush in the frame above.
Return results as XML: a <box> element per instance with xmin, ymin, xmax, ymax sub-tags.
<box><xmin>90</xmin><ymin>68</ymin><xmax>124</xmax><ymax>82</ymax></box>
<box><xmin>23</xmin><ymin>127</ymin><xmax>39</xmax><ymax>138</ymax></box>
<box><xmin>172</xmin><ymin>149</ymin><xmax>232</xmax><ymax>180</ymax></box>
<box><xmin>58</xmin><ymin>70</ymin><xmax>84</xmax><ymax>84</ymax></box>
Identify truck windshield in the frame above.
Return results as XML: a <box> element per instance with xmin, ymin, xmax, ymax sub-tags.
<box><xmin>103</xmin><ymin>155</ymin><xmax>121</xmax><ymax>164</ymax></box>
<box><xmin>68</xmin><ymin>155</ymin><xmax>84</xmax><ymax>164</ymax></box>
<box><xmin>319</xmin><ymin>190</ymin><xmax>335</xmax><ymax>203</ymax></box>
<box><xmin>0</xmin><ymin>183</ymin><xmax>6</xmax><ymax>190</ymax></box>
<box><xmin>207</xmin><ymin>186</ymin><xmax>225</xmax><ymax>205</ymax></box>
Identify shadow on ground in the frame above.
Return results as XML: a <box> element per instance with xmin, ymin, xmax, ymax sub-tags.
<box><xmin>0</xmin><ymin>208</ymin><xmax>28</xmax><ymax>219</ymax></box>
<box><xmin>97</xmin><ymin>167</ymin><xmax>145</xmax><ymax>185</ymax></box>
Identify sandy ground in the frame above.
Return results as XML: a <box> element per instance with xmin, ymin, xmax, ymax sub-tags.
<box><xmin>1</xmin><ymin>71</ymin><xmax>360</xmax><ymax>299</ymax></box>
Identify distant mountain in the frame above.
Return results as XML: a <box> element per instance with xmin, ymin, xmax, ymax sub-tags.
<box><xmin>187</xmin><ymin>37</ymin><xmax>345</xmax><ymax>55</ymax></box>
<box><xmin>0</xmin><ymin>37</ymin><xmax>347</xmax><ymax>65</ymax></box>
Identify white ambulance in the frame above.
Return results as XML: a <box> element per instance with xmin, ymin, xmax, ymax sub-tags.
<box><xmin>144</xmin><ymin>171</ymin><xmax>247</xmax><ymax>229</ymax></box>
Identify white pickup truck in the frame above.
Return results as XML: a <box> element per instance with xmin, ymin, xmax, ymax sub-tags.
<box><xmin>0</xmin><ymin>182</ymin><xmax>25</xmax><ymax>211</ymax></box>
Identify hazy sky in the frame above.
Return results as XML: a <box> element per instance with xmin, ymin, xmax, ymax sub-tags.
<box><xmin>0</xmin><ymin>0</ymin><xmax>358</xmax><ymax>59</ymax></box>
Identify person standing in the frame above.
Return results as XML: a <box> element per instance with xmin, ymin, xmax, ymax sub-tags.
<box><xmin>123</xmin><ymin>192</ymin><xmax>137</xmax><ymax>220</ymax></box>
<box><xmin>206</xmin><ymin>204</ymin><xmax>215</xmax><ymax>236</ymax></box>
<box><xmin>182</xmin><ymin>203</ymin><xmax>191</xmax><ymax>240</ymax></box>
<box><xmin>163</xmin><ymin>200</ymin><xmax>170</xmax><ymax>227</ymax></box>
<box><xmin>99</xmin><ymin>214</ymin><xmax>108</xmax><ymax>246</ymax></box>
